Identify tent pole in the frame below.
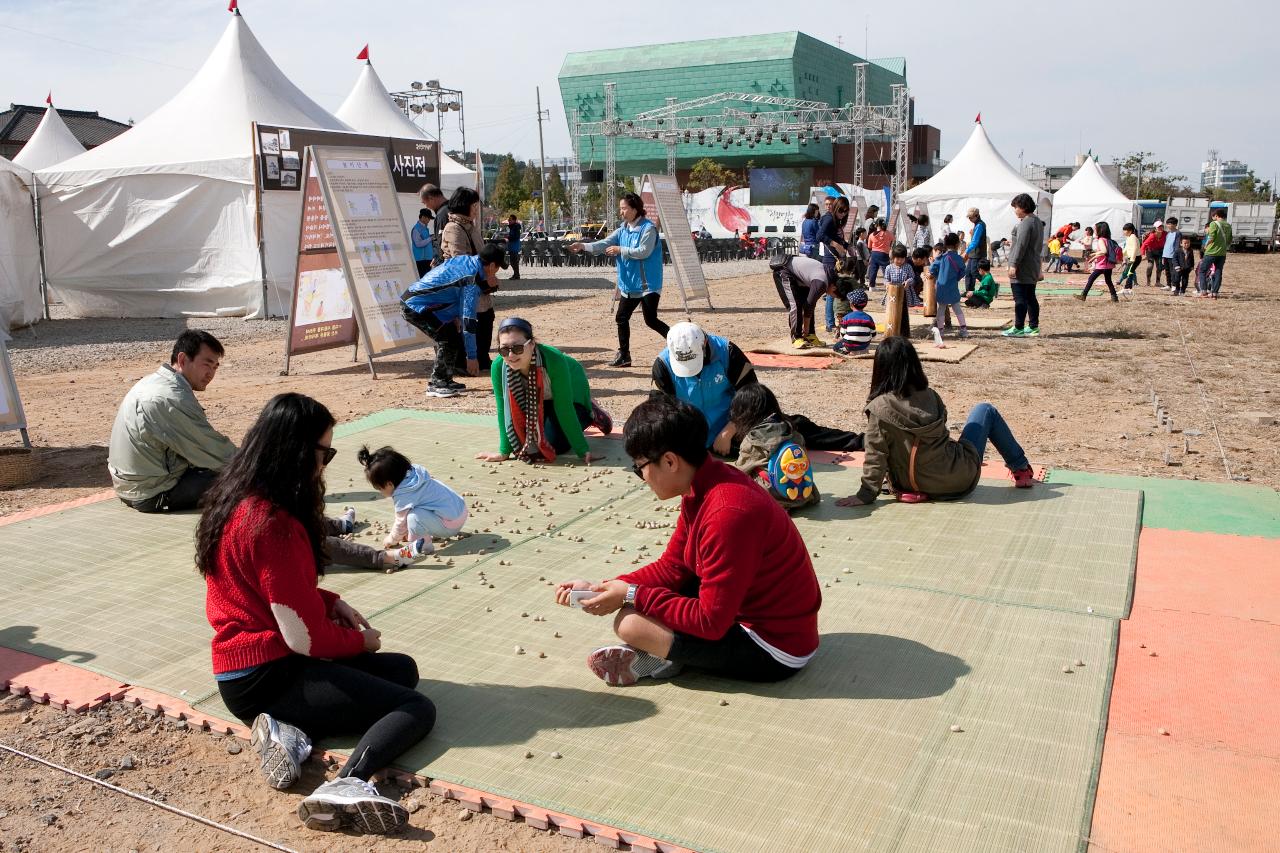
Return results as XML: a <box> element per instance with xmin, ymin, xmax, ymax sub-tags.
<box><xmin>250</xmin><ymin>122</ymin><xmax>270</xmax><ymax>319</ymax></box>
<box><xmin>31</xmin><ymin>179</ymin><xmax>50</xmax><ymax>321</ymax></box>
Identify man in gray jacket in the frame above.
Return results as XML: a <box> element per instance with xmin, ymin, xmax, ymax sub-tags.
<box><xmin>108</xmin><ymin>330</ymin><xmax>234</xmax><ymax>512</ymax></box>
<box><xmin>1000</xmin><ymin>194</ymin><xmax>1045</xmax><ymax>338</ymax></box>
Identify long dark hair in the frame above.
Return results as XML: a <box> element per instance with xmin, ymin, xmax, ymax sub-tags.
<box><xmin>868</xmin><ymin>337</ymin><xmax>929</xmax><ymax>402</ymax></box>
<box><xmin>195</xmin><ymin>393</ymin><xmax>335</xmax><ymax>578</ymax></box>
<box><xmin>804</xmin><ymin>203</ymin><xmax>820</xmax><ymax>220</ymax></box>
<box><xmin>729</xmin><ymin>383</ymin><xmax>788</xmax><ymax>436</ymax></box>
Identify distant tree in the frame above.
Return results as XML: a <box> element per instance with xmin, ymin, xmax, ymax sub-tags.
<box><xmin>522</xmin><ymin>160</ymin><xmax>543</xmax><ymax>199</ymax></box>
<box><xmin>546</xmin><ymin>164</ymin><xmax>568</xmax><ymax>211</ymax></box>
<box><xmin>1211</xmin><ymin>171</ymin><xmax>1274</xmax><ymax>203</ymax></box>
<box><xmin>491</xmin><ymin>155</ymin><xmax>526</xmax><ymax>215</ymax></box>
<box><xmin>686</xmin><ymin>157</ymin><xmax>739</xmax><ymax>193</ymax></box>
<box><xmin>1115</xmin><ymin>152</ymin><xmax>1188</xmax><ymax>200</ymax></box>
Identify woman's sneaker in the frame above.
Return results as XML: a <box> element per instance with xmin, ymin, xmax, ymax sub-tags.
<box><xmin>1000</xmin><ymin>327</ymin><xmax>1026</xmax><ymax>337</ymax></box>
<box><xmin>425</xmin><ymin>381</ymin><xmax>459</xmax><ymax>398</ymax></box>
<box><xmin>250</xmin><ymin>713</ymin><xmax>312</xmax><ymax>790</ymax></box>
<box><xmin>587</xmin><ymin>645</ymin><xmax>683</xmax><ymax>686</ymax></box>
<box><xmin>337</xmin><ymin>506</ymin><xmax>357</xmax><ymax>534</ymax></box>
<box><xmin>297</xmin><ymin>777</ymin><xmax>409</xmax><ymax>835</ymax></box>
<box><xmin>590</xmin><ymin>401</ymin><xmax>613</xmax><ymax>435</ymax></box>
<box><xmin>606</xmin><ymin>351</ymin><xmax>632</xmax><ymax>367</ymax></box>
<box><xmin>1010</xmin><ymin>466</ymin><xmax>1035</xmax><ymax>488</ymax></box>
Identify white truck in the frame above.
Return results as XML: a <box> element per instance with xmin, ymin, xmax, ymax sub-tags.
<box><xmin>1228</xmin><ymin>202</ymin><xmax>1277</xmax><ymax>252</ymax></box>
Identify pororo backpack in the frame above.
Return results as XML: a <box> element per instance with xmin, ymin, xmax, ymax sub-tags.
<box><xmin>764</xmin><ymin>440</ymin><xmax>818</xmax><ymax>507</ymax></box>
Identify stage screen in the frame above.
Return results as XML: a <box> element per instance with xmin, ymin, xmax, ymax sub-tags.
<box><xmin>749</xmin><ymin>168</ymin><xmax>811</xmax><ymax>206</ymax></box>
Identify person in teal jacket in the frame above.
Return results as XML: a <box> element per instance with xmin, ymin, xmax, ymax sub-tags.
<box><xmin>569</xmin><ymin>192</ymin><xmax>670</xmax><ymax>368</ymax></box>
<box><xmin>475</xmin><ymin>317</ymin><xmax>613</xmax><ymax>464</ymax></box>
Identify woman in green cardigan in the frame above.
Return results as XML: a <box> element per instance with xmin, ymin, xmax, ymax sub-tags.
<box><xmin>475</xmin><ymin>317</ymin><xmax>613</xmax><ymax>464</ymax></box>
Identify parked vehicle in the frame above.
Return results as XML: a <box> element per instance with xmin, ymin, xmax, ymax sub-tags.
<box><xmin>1228</xmin><ymin>202</ymin><xmax>1277</xmax><ymax>252</ymax></box>
<box><xmin>1134</xmin><ymin>200</ymin><xmax>1166</xmax><ymax>231</ymax></box>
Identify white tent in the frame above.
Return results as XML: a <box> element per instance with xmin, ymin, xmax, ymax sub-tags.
<box><xmin>36</xmin><ymin>12</ymin><xmax>350</xmax><ymax>318</ymax></box>
<box><xmin>334</xmin><ymin>59</ymin><xmax>477</xmax><ymax>228</ymax></box>
<box><xmin>11</xmin><ymin>104</ymin><xmax>86</xmax><ymax>172</ymax></box>
<box><xmin>899</xmin><ymin>123</ymin><xmax>1052</xmax><ymax>246</ymax></box>
<box><xmin>0</xmin><ymin>156</ymin><xmax>42</xmax><ymax>328</ymax></box>
<box><xmin>1051</xmin><ymin>157</ymin><xmax>1136</xmax><ymax>239</ymax></box>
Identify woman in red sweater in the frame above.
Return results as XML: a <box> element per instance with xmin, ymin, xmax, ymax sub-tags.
<box><xmin>556</xmin><ymin>393</ymin><xmax>821</xmax><ymax>686</ymax></box>
<box><xmin>196</xmin><ymin>393</ymin><xmax>434</xmax><ymax>835</ymax></box>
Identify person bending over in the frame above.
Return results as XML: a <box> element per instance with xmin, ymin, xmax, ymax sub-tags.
<box><xmin>198</xmin><ymin>393</ymin><xmax>435</xmax><ymax>835</ymax></box>
<box><xmin>835</xmin><ymin>337</ymin><xmax>1035</xmax><ymax>506</ymax></box>
<box><xmin>556</xmin><ymin>394</ymin><xmax>821</xmax><ymax>685</ymax></box>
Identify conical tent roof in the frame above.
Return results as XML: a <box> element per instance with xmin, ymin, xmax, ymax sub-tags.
<box><xmin>11</xmin><ymin>105</ymin><xmax>86</xmax><ymax>171</ymax></box>
<box><xmin>1053</xmin><ymin>157</ymin><xmax>1129</xmax><ymax>205</ymax></box>
<box><xmin>43</xmin><ymin>12</ymin><xmax>349</xmax><ymax>179</ymax></box>
<box><xmin>902</xmin><ymin>123</ymin><xmax>1041</xmax><ymax>198</ymax></box>
<box><xmin>335</xmin><ymin>60</ymin><xmax>476</xmax><ymax>194</ymax></box>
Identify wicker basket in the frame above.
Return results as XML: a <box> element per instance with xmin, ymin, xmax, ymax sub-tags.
<box><xmin>0</xmin><ymin>447</ymin><xmax>40</xmax><ymax>490</ymax></box>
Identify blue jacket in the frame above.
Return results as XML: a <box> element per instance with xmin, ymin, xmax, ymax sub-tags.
<box><xmin>590</xmin><ymin>218</ymin><xmax>663</xmax><ymax>296</ymax></box>
<box><xmin>392</xmin><ymin>463</ymin><xmax>466</xmax><ymax>523</ymax></box>
<box><xmin>800</xmin><ymin>217</ymin><xmax>819</xmax><ymax>250</ymax></box>
<box><xmin>401</xmin><ymin>255</ymin><xmax>485</xmax><ymax>359</ymax></box>
<box><xmin>929</xmin><ymin>251</ymin><xmax>965</xmax><ymax>304</ymax></box>
<box><xmin>658</xmin><ymin>333</ymin><xmax>732</xmax><ymax>445</ymax></box>
<box><xmin>966</xmin><ymin>220</ymin><xmax>987</xmax><ymax>258</ymax></box>
<box><xmin>411</xmin><ymin>221</ymin><xmax>434</xmax><ymax>263</ymax></box>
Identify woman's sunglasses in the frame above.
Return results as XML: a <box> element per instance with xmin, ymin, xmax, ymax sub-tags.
<box><xmin>316</xmin><ymin>445</ymin><xmax>338</xmax><ymax>465</ymax></box>
<box><xmin>498</xmin><ymin>341</ymin><xmax>530</xmax><ymax>357</ymax></box>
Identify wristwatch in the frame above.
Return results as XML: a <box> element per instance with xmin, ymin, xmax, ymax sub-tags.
<box><xmin>623</xmin><ymin>584</ymin><xmax>639</xmax><ymax>608</ymax></box>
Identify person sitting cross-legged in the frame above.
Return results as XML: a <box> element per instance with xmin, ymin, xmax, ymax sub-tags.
<box><xmin>555</xmin><ymin>393</ymin><xmax>822</xmax><ymax>686</ymax></box>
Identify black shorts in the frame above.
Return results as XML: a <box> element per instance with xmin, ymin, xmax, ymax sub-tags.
<box><xmin>667</xmin><ymin>625</ymin><xmax>804</xmax><ymax>683</ymax></box>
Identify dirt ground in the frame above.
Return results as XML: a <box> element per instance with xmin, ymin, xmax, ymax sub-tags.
<box><xmin>1</xmin><ymin>254</ymin><xmax>1278</xmax><ymax>849</ymax></box>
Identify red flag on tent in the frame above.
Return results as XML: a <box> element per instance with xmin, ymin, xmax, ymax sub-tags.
<box><xmin>356</xmin><ymin>44</ymin><xmax>369</xmax><ymax>61</ymax></box>
<box><xmin>45</xmin><ymin>92</ymin><xmax>52</xmax><ymax>106</ymax></box>
<box><xmin>974</xmin><ymin>112</ymin><xmax>981</xmax><ymax>123</ymax></box>
<box><xmin>228</xmin><ymin>0</ymin><xmax>237</xmax><ymax>12</ymax></box>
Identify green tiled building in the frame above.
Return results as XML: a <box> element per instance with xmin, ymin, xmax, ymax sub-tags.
<box><xmin>558</xmin><ymin>32</ymin><xmax>908</xmax><ymax>178</ymax></box>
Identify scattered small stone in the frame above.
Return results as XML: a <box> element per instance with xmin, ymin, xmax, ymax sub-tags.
<box><xmin>515</xmin><ymin>646</ymin><xmax>525</xmax><ymax>655</ymax></box>
<box><xmin>538</xmin><ymin>652</ymin><xmax>547</xmax><ymax>659</ymax></box>
<box><xmin>458</xmin><ymin>808</ymin><xmax>472</xmax><ymax>821</ymax></box>
<box><xmin>949</xmin><ymin>724</ymin><xmax>963</xmax><ymax>733</ymax></box>
<box><xmin>225</xmin><ymin>741</ymin><xmax>242</xmax><ymax>755</ymax></box>
<box><xmin>485</xmin><ymin>607</ymin><xmax>492</xmax><ymax>612</ymax></box>
<box><xmin>1062</xmin><ymin>666</ymin><xmax>1073</xmax><ymax>674</ymax></box>
<box><xmin>524</xmin><ymin>750</ymin><xmax>534</xmax><ymax>758</ymax></box>
<box><xmin>521</xmin><ymin>612</ymin><xmax>529</xmax><ymax>618</ymax></box>
<box><xmin>1140</xmin><ymin>643</ymin><xmax>1146</xmax><ymax>648</ymax></box>
<box><xmin>405</xmin><ymin>799</ymin><xmax>422</xmax><ymax>814</ymax></box>
<box><xmin>550</xmin><ymin>751</ymin><xmax>562</xmax><ymax>759</ymax></box>
<box><xmin>1074</xmin><ymin>659</ymin><xmax>1085</xmax><ymax>667</ymax></box>
<box><xmin>452</xmin><ymin>584</ymin><xmax>459</xmax><ymax>590</ymax></box>
<box><xmin>1157</xmin><ymin>727</ymin><xmax>1169</xmax><ymax>736</ymax></box>
<box><xmin>41</xmin><ymin>813</ymin><xmax>57</xmax><ymax>826</ymax></box>
<box><xmin>1086</xmin><ymin>607</ymin><xmax>1094</xmax><ymax>614</ymax></box>
<box><xmin>94</xmin><ymin>769</ymin><xmax>114</xmax><ymax>780</ymax></box>
<box><xmin>718</xmin><ymin>699</ymin><xmax>729</xmax><ymax>706</ymax></box>
<box><xmin>553</xmin><ymin>632</ymin><xmax>561</xmax><ymax>638</ymax></box>
<box><xmin>842</xmin><ymin>568</ymin><xmax>851</xmax><ymax>574</ymax></box>
<box><xmin>1148</xmin><ymin>651</ymin><xmax>1157</xmax><ymax>657</ymax></box>
<box><xmin>174</xmin><ymin>719</ymin><xmax>189</xmax><ymax>731</ymax></box>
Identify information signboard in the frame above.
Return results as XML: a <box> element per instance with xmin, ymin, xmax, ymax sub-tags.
<box><xmin>0</xmin><ymin>330</ymin><xmax>29</xmax><ymax>447</ymax></box>
<box><xmin>281</xmin><ymin>146</ymin><xmax>430</xmax><ymax>378</ymax></box>
<box><xmin>642</xmin><ymin>174</ymin><xmax>712</xmax><ymax>313</ymax></box>
<box><xmin>254</xmin><ymin>124</ymin><xmax>440</xmax><ymax>194</ymax></box>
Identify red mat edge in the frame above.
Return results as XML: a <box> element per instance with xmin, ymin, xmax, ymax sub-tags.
<box><xmin>2</xmin><ymin>649</ymin><xmax>690</xmax><ymax>853</ymax></box>
<box><xmin>0</xmin><ymin>489</ymin><xmax>116</xmax><ymax>527</ymax></box>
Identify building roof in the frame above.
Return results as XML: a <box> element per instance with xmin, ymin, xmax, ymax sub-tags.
<box><xmin>0</xmin><ymin>104</ymin><xmax>131</xmax><ymax>149</ymax></box>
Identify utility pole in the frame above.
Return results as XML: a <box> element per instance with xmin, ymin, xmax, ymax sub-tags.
<box><xmin>1135</xmin><ymin>154</ymin><xmax>1144</xmax><ymax>199</ymax></box>
<box><xmin>536</xmin><ymin>87</ymin><xmax>550</xmax><ymax>233</ymax></box>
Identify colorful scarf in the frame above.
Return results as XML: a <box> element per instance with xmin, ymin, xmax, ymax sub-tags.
<box><xmin>502</xmin><ymin>347</ymin><xmax>555</xmax><ymax>463</ymax></box>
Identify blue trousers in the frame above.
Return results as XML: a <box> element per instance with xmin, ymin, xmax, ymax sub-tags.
<box><xmin>867</xmin><ymin>251</ymin><xmax>890</xmax><ymax>288</ymax></box>
<box><xmin>1197</xmin><ymin>254</ymin><xmax>1226</xmax><ymax>294</ymax></box>
<box><xmin>959</xmin><ymin>403</ymin><xmax>1029</xmax><ymax>472</ymax></box>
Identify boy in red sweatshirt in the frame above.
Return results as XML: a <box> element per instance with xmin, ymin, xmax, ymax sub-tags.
<box><xmin>556</xmin><ymin>393</ymin><xmax>821</xmax><ymax>686</ymax></box>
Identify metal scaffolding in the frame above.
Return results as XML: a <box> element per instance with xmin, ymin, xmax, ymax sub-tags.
<box><xmin>574</xmin><ymin>79</ymin><xmax>911</xmax><ymax>211</ymax></box>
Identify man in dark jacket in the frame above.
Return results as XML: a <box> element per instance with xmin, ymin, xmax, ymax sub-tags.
<box><xmin>1001</xmin><ymin>195</ymin><xmax>1044</xmax><ymax>338</ymax></box>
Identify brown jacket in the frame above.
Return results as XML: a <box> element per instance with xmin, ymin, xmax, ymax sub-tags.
<box><xmin>856</xmin><ymin>388</ymin><xmax>981</xmax><ymax>503</ymax></box>
<box><xmin>442</xmin><ymin>213</ymin><xmax>492</xmax><ymax>311</ymax></box>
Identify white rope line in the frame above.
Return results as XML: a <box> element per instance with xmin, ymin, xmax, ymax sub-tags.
<box><xmin>0</xmin><ymin>741</ymin><xmax>299</xmax><ymax>853</ymax></box>
<box><xmin>1175</xmin><ymin>319</ymin><xmax>1234</xmax><ymax>479</ymax></box>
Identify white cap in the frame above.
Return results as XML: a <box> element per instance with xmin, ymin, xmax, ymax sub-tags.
<box><xmin>666</xmin><ymin>322</ymin><xmax>707</xmax><ymax>378</ymax></box>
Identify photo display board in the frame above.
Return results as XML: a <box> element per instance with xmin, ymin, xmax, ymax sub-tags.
<box><xmin>0</xmin><ymin>331</ymin><xmax>30</xmax><ymax>445</ymax></box>
<box><xmin>282</xmin><ymin>146</ymin><xmax>430</xmax><ymax>377</ymax></box>
<box><xmin>255</xmin><ymin>124</ymin><xmax>440</xmax><ymax>194</ymax></box>
<box><xmin>642</xmin><ymin>174</ymin><xmax>712</xmax><ymax>311</ymax></box>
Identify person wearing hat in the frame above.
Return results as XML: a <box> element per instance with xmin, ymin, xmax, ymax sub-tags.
<box><xmin>400</xmin><ymin>244</ymin><xmax>507</xmax><ymax>398</ymax></box>
<box><xmin>568</xmin><ymin>192</ymin><xmax>669</xmax><ymax>368</ymax></box>
<box><xmin>834</xmin><ymin>288</ymin><xmax>877</xmax><ymax>354</ymax></box>
<box><xmin>475</xmin><ymin>317</ymin><xmax>613</xmax><ymax>464</ymax></box>
<box><xmin>769</xmin><ymin>253</ymin><xmax>833</xmax><ymax>349</ymax></box>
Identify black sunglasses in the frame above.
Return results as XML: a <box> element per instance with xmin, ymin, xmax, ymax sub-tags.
<box><xmin>632</xmin><ymin>458</ymin><xmax>653</xmax><ymax>479</ymax></box>
<box><xmin>498</xmin><ymin>341</ymin><xmax>530</xmax><ymax>357</ymax></box>
<box><xmin>316</xmin><ymin>444</ymin><xmax>338</xmax><ymax>465</ymax></box>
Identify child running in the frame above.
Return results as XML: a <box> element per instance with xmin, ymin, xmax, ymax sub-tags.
<box><xmin>928</xmin><ymin>233</ymin><xmax>968</xmax><ymax>339</ymax></box>
<box><xmin>1118</xmin><ymin>223</ymin><xmax>1140</xmax><ymax>293</ymax></box>
<box><xmin>834</xmin><ymin>288</ymin><xmax>877</xmax><ymax>354</ymax></box>
<box><xmin>358</xmin><ymin>445</ymin><xmax>468</xmax><ymax>558</ymax></box>
<box><xmin>728</xmin><ymin>384</ymin><xmax>820</xmax><ymax>510</ymax></box>
<box><xmin>1075</xmin><ymin>221</ymin><xmax>1118</xmax><ymax>302</ymax></box>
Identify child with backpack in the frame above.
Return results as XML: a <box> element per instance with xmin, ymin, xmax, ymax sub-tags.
<box><xmin>834</xmin><ymin>288</ymin><xmax>877</xmax><ymax>354</ymax></box>
<box><xmin>1074</xmin><ymin>221</ymin><xmax>1119</xmax><ymax>302</ymax></box>
<box><xmin>928</xmin><ymin>233</ymin><xmax>968</xmax><ymax>339</ymax></box>
<box><xmin>963</xmin><ymin>259</ymin><xmax>999</xmax><ymax>308</ymax></box>
<box><xmin>358</xmin><ymin>445</ymin><xmax>468</xmax><ymax>559</ymax></box>
<box><xmin>728</xmin><ymin>384</ymin><xmax>819</xmax><ymax>510</ymax></box>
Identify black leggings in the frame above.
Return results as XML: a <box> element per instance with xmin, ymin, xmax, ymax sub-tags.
<box><xmin>615</xmin><ymin>292</ymin><xmax>669</xmax><ymax>354</ymax></box>
<box><xmin>1082</xmin><ymin>268</ymin><xmax>1116</xmax><ymax>299</ymax></box>
<box><xmin>1010</xmin><ymin>282</ymin><xmax>1039</xmax><ymax>331</ymax></box>
<box><xmin>218</xmin><ymin>653</ymin><xmax>435</xmax><ymax>782</ymax></box>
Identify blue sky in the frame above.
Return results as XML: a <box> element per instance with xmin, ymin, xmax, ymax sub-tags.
<box><xmin>2</xmin><ymin>0</ymin><xmax>1275</xmax><ymax>188</ymax></box>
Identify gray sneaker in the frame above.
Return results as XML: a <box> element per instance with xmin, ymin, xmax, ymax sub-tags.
<box><xmin>425</xmin><ymin>382</ymin><xmax>459</xmax><ymax>398</ymax></box>
<box><xmin>587</xmin><ymin>644</ymin><xmax>683</xmax><ymax>686</ymax></box>
<box><xmin>250</xmin><ymin>713</ymin><xmax>312</xmax><ymax>790</ymax></box>
<box><xmin>298</xmin><ymin>776</ymin><xmax>409</xmax><ymax>835</ymax></box>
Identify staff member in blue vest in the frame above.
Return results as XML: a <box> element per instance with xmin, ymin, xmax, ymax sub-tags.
<box><xmin>652</xmin><ymin>322</ymin><xmax>757</xmax><ymax>454</ymax></box>
<box><xmin>411</xmin><ymin>208</ymin><xmax>435</xmax><ymax>277</ymax></box>
<box><xmin>569</xmin><ymin>192</ymin><xmax>669</xmax><ymax>368</ymax></box>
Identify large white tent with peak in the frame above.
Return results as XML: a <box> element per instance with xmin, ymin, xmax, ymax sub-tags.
<box><xmin>11</xmin><ymin>103</ymin><xmax>86</xmax><ymax>172</ymax></box>
<box><xmin>899</xmin><ymin>122</ymin><xmax>1052</xmax><ymax>246</ymax></box>
<box><xmin>36</xmin><ymin>10</ymin><xmax>351</xmax><ymax>318</ymax></box>
<box><xmin>0</xmin><ymin>156</ymin><xmax>42</xmax><ymax>328</ymax></box>
<box><xmin>1051</xmin><ymin>157</ymin><xmax>1136</xmax><ymax>239</ymax></box>
<box><xmin>334</xmin><ymin>58</ymin><xmax>476</xmax><ymax>215</ymax></box>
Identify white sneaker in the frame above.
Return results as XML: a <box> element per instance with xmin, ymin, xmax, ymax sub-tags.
<box><xmin>298</xmin><ymin>776</ymin><xmax>409</xmax><ymax>835</ymax></box>
<box><xmin>338</xmin><ymin>506</ymin><xmax>357</xmax><ymax>534</ymax></box>
<box><xmin>394</xmin><ymin>538</ymin><xmax>434</xmax><ymax>565</ymax></box>
<box><xmin>586</xmin><ymin>644</ymin><xmax>683</xmax><ymax>686</ymax></box>
<box><xmin>250</xmin><ymin>713</ymin><xmax>312</xmax><ymax>790</ymax></box>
